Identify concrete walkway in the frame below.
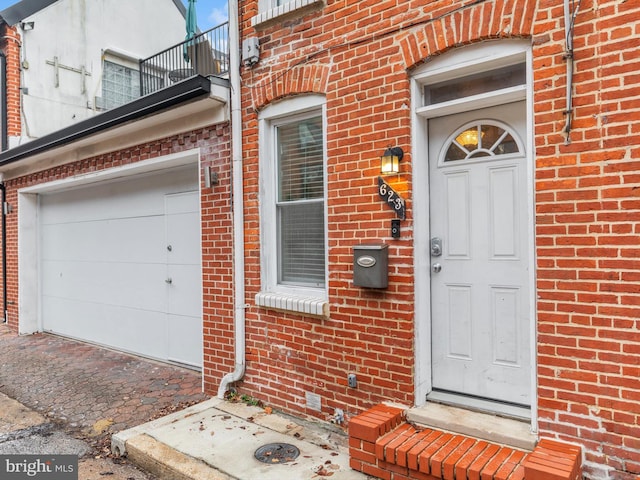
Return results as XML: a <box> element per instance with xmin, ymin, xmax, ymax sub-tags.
<box><xmin>114</xmin><ymin>398</ymin><xmax>371</xmax><ymax>480</ymax></box>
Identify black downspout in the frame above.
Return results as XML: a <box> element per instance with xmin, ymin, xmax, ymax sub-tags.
<box><xmin>0</xmin><ymin>182</ymin><xmax>6</xmax><ymax>324</ymax></box>
<box><xmin>0</xmin><ymin>51</ymin><xmax>8</xmax><ymax>323</ymax></box>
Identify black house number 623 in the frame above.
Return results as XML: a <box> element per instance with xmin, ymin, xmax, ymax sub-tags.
<box><xmin>378</xmin><ymin>176</ymin><xmax>406</xmax><ymax>220</ymax></box>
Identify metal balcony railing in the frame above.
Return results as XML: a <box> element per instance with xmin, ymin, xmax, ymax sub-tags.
<box><xmin>139</xmin><ymin>22</ymin><xmax>229</xmax><ymax>96</ymax></box>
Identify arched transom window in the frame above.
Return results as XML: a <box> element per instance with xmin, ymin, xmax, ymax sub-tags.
<box><xmin>444</xmin><ymin>121</ymin><xmax>522</xmax><ymax>162</ymax></box>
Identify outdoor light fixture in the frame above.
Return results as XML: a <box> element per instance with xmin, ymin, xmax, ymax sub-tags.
<box><xmin>380</xmin><ymin>147</ymin><xmax>404</xmax><ymax>174</ymax></box>
<box><xmin>455</xmin><ymin>126</ymin><xmax>484</xmax><ymax>149</ymax></box>
<box><xmin>204</xmin><ymin>165</ymin><xmax>219</xmax><ymax>188</ymax></box>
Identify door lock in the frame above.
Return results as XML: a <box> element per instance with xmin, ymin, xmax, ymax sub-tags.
<box><xmin>431</xmin><ymin>237</ymin><xmax>442</xmax><ymax>257</ymax></box>
<box><xmin>432</xmin><ymin>263</ymin><xmax>442</xmax><ymax>273</ymax></box>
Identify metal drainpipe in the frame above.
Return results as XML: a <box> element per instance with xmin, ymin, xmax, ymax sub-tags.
<box><xmin>217</xmin><ymin>0</ymin><xmax>246</xmax><ymax>398</ymax></box>
<box><xmin>0</xmin><ymin>182</ymin><xmax>6</xmax><ymax>324</ymax></box>
<box><xmin>0</xmin><ymin>51</ymin><xmax>7</xmax><ymax>324</ymax></box>
<box><xmin>562</xmin><ymin>0</ymin><xmax>579</xmax><ymax>144</ymax></box>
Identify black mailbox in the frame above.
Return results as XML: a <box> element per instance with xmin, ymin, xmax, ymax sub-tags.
<box><xmin>353</xmin><ymin>244</ymin><xmax>388</xmax><ymax>289</ymax></box>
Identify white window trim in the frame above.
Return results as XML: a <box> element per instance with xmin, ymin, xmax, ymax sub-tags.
<box><xmin>252</xmin><ymin>0</ymin><xmax>324</xmax><ymax>27</ymax></box>
<box><xmin>256</xmin><ymin>95</ymin><xmax>328</xmax><ymax>316</ymax></box>
<box><xmin>102</xmin><ymin>48</ymin><xmax>141</xmax><ymax>70</ymax></box>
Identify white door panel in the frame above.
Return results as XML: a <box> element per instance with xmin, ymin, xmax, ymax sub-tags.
<box><xmin>168</xmin><ymin>313</ymin><xmax>202</xmax><ymax>366</ymax></box>
<box><xmin>166</xmin><ymin>264</ymin><xmax>202</xmax><ymax>317</ymax></box>
<box><xmin>165</xmin><ymin>192</ymin><xmax>202</xmax><ymax>367</ymax></box>
<box><xmin>429</xmin><ymin>102</ymin><xmax>531</xmax><ymax>407</ymax></box>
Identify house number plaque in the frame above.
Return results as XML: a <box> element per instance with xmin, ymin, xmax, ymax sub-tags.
<box><xmin>378</xmin><ymin>176</ymin><xmax>406</xmax><ymax>220</ymax></box>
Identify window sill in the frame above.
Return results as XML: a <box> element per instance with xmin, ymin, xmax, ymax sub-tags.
<box><xmin>255</xmin><ymin>291</ymin><xmax>328</xmax><ymax>317</ymax></box>
<box><xmin>251</xmin><ymin>0</ymin><xmax>324</xmax><ymax>27</ymax></box>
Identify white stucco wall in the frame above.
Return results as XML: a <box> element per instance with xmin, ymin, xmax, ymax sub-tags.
<box><xmin>13</xmin><ymin>0</ymin><xmax>188</xmax><ymax>145</ymax></box>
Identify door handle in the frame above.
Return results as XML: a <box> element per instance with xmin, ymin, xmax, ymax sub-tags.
<box><xmin>432</xmin><ymin>263</ymin><xmax>442</xmax><ymax>273</ymax></box>
<box><xmin>165</xmin><ymin>278</ymin><xmax>173</xmax><ymax>284</ymax></box>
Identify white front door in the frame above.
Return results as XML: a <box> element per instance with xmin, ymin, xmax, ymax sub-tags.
<box><xmin>429</xmin><ymin>101</ymin><xmax>531</xmax><ymax>407</ymax></box>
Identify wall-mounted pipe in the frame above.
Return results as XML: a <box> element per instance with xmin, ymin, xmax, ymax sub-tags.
<box><xmin>217</xmin><ymin>0</ymin><xmax>246</xmax><ymax>398</ymax></box>
<box><xmin>0</xmin><ymin>181</ymin><xmax>6</xmax><ymax>324</ymax></box>
<box><xmin>0</xmin><ymin>51</ymin><xmax>7</xmax><ymax>151</ymax></box>
<box><xmin>561</xmin><ymin>0</ymin><xmax>581</xmax><ymax>144</ymax></box>
<box><xmin>1</xmin><ymin>51</ymin><xmax>7</xmax><ymax>323</ymax></box>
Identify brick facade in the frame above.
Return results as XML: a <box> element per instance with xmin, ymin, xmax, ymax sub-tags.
<box><xmin>234</xmin><ymin>0</ymin><xmax>640</xmax><ymax>479</ymax></box>
<box><xmin>0</xmin><ymin>24</ymin><xmax>22</xmax><ymax>138</ymax></box>
<box><xmin>0</xmin><ymin>0</ymin><xmax>637</xmax><ymax>478</ymax></box>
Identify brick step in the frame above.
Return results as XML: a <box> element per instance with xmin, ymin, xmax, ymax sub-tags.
<box><xmin>348</xmin><ymin>405</ymin><xmax>581</xmax><ymax>480</ymax></box>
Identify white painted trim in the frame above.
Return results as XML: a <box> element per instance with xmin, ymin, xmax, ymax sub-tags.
<box><xmin>17</xmin><ymin>149</ymin><xmax>201</xmax><ymax>338</ymax></box>
<box><xmin>412</xmin><ymin>77</ymin><xmax>432</xmax><ymax>405</ymax></box>
<box><xmin>19</xmin><ymin>150</ymin><xmax>199</xmax><ymax>194</ymax></box>
<box><xmin>252</xmin><ymin>0</ymin><xmax>323</xmax><ymax>26</ymax></box>
<box><xmin>257</xmin><ymin>95</ymin><xmax>328</xmax><ymax>309</ymax></box>
<box><xmin>255</xmin><ymin>291</ymin><xmax>328</xmax><ymax>317</ymax></box>
<box><xmin>525</xmin><ymin>45</ymin><xmax>539</xmax><ymax>435</ymax></box>
<box><xmin>17</xmin><ymin>192</ymin><xmax>39</xmax><ymax>334</ymax></box>
<box><xmin>411</xmin><ymin>39</ymin><xmax>537</xmax><ymax>434</ymax></box>
<box><xmin>412</xmin><ymin>43</ymin><xmax>529</xmax><ymax>84</ymax></box>
<box><xmin>416</xmin><ymin>85</ymin><xmax>527</xmax><ymax>119</ymax></box>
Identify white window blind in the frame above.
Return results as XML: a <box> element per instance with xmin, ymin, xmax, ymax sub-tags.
<box><xmin>276</xmin><ymin>116</ymin><xmax>325</xmax><ymax>286</ymax></box>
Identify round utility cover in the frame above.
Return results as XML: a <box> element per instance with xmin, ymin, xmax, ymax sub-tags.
<box><xmin>254</xmin><ymin>443</ymin><xmax>300</xmax><ymax>464</ymax></box>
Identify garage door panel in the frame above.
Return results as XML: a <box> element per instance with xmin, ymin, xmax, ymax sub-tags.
<box><xmin>41</xmin><ymin>216</ymin><xmax>165</xmax><ymax>264</ymax></box>
<box><xmin>42</xmin><ymin>260</ymin><xmax>167</xmax><ymax>311</ymax></box>
<box><xmin>40</xmin><ymin>165</ymin><xmax>202</xmax><ymax>367</ymax></box>
<box><xmin>167</xmin><ymin>264</ymin><xmax>201</xmax><ymax>317</ymax></box>
<box><xmin>42</xmin><ymin>296</ymin><xmax>168</xmax><ymax>360</ymax></box>
<box><xmin>41</xmin><ymin>188</ymin><xmax>164</xmax><ymax>223</ymax></box>
<box><xmin>166</xmin><ymin>190</ymin><xmax>199</xmax><ymax>215</ymax></box>
<box><xmin>168</xmin><ymin>313</ymin><xmax>202</xmax><ymax>367</ymax></box>
<box><xmin>166</xmin><ymin>212</ymin><xmax>200</xmax><ymax>265</ymax></box>
<box><xmin>40</xmin><ymin>167</ymin><xmax>198</xmax><ymax>225</ymax></box>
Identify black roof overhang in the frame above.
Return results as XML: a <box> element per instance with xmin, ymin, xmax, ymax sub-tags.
<box><xmin>0</xmin><ymin>75</ymin><xmax>215</xmax><ymax>167</ymax></box>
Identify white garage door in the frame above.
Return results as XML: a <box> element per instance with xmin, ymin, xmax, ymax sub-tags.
<box><xmin>40</xmin><ymin>165</ymin><xmax>203</xmax><ymax>368</ymax></box>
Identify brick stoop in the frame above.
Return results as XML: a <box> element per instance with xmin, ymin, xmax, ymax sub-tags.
<box><xmin>349</xmin><ymin>405</ymin><xmax>581</xmax><ymax>480</ymax></box>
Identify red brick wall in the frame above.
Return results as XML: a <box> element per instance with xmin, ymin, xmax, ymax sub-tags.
<box><xmin>200</xmin><ymin>126</ymin><xmax>236</xmax><ymax>393</ymax></box>
<box><xmin>237</xmin><ymin>0</ymin><xmax>538</xmax><ymax>416</ymax></box>
<box><xmin>0</xmin><ymin>24</ymin><xmax>23</xmax><ymax>138</ymax></box>
<box><xmin>533</xmin><ymin>0</ymin><xmax>640</xmax><ymax>477</ymax></box>
<box><xmin>237</xmin><ymin>0</ymin><xmax>640</xmax><ymax>478</ymax></box>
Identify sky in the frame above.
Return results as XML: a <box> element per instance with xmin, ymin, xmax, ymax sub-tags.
<box><xmin>0</xmin><ymin>0</ymin><xmax>229</xmax><ymax>31</ymax></box>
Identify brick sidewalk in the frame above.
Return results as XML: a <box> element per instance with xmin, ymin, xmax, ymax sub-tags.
<box><xmin>0</xmin><ymin>326</ymin><xmax>208</xmax><ymax>446</ymax></box>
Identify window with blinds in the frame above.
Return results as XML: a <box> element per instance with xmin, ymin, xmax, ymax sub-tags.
<box><xmin>276</xmin><ymin>116</ymin><xmax>325</xmax><ymax>287</ymax></box>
